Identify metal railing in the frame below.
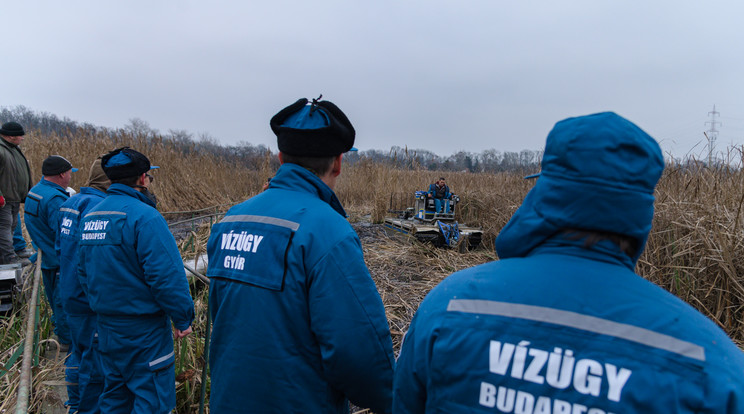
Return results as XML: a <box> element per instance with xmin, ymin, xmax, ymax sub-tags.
<box><xmin>15</xmin><ymin>252</ymin><xmax>42</xmax><ymax>414</ymax></box>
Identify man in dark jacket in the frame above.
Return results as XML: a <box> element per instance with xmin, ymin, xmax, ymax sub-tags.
<box><xmin>0</xmin><ymin>121</ymin><xmax>32</xmax><ymax>265</ymax></box>
<box><xmin>428</xmin><ymin>177</ymin><xmax>452</xmax><ymax>214</ymax></box>
<box><xmin>207</xmin><ymin>97</ymin><xmax>395</xmax><ymax>413</ymax></box>
<box><xmin>394</xmin><ymin>112</ymin><xmax>744</xmax><ymax>413</ymax></box>
<box><xmin>25</xmin><ymin>155</ymin><xmax>78</xmax><ymax>348</ymax></box>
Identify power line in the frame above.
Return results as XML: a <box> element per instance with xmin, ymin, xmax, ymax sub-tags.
<box><xmin>705</xmin><ymin>105</ymin><xmax>721</xmax><ymax>165</ymax></box>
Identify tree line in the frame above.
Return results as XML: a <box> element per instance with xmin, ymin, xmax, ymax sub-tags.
<box><xmin>346</xmin><ymin>146</ymin><xmax>542</xmax><ymax>173</ymax></box>
<box><xmin>1</xmin><ymin>105</ymin><xmax>542</xmax><ymax>173</ymax></box>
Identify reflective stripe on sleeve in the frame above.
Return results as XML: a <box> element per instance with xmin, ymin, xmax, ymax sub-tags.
<box><xmin>447</xmin><ymin>299</ymin><xmax>705</xmax><ymax>362</ymax></box>
<box><xmin>84</xmin><ymin>211</ymin><xmax>126</xmax><ymax>217</ymax></box>
<box><xmin>220</xmin><ymin>214</ymin><xmax>300</xmax><ymax>231</ymax></box>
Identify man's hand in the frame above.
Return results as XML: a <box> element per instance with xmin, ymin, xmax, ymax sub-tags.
<box><xmin>0</xmin><ymin>196</ymin><xmax>5</xmax><ymax>208</ymax></box>
<box><xmin>175</xmin><ymin>326</ymin><xmax>193</xmax><ymax>339</ymax></box>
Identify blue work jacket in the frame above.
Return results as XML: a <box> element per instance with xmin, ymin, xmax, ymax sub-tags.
<box><xmin>394</xmin><ymin>238</ymin><xmax>744</xmax><ymax>413</ymax></box>
<box><xmin>57</xmin><ymin>187</ymin><xmax>106</xmax><ymax>315</ymax></box>
<box><xmin>78</xmin><ymin>184</ymin><xmax>194</xmax><ymax>330</ymax></box>
<box><xmin>394</xmin><ymin>113</ymin><xmax>744</xmax><ymax>413</ymax></box>
<box><xmin>207</xmin><ymin>163</ymin><xmax>395</xmax><ymax>414</ymax></box>
<box><xmin>25</xmin><ymin>179</ymin><xmax>70</xmax><ymax>269</ymax></box>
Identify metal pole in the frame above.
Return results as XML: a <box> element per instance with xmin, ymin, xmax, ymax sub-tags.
<box><xmin>198</xmin><ymin>294</ymin><xmax>212</xmax><ymax>414</ymax></box>
<box><xmin>181</xmin><ymin>263</ymin><xmax>212</xmax><ymax>413</ymax></box>
<box><xmin>184</xmin><ymin>263</ymin><xmax>210</xmax><ymax>286</ymax></box>
<box><xmin>16</xmin><ymin>253</ymin><xmax>42</xmax><ymax>414</ymax></box>
<box><xmin>166</xmin><ymin>213</ymin><xmax>222</xmax><ymax>229</ymax></box>
<box><xmin>183</xmin><ymin>263</ymin><xmax>212</xmax><ymax>414</ymax></box>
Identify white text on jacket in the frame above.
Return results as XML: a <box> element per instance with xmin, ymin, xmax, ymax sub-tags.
<box><xmin>220</xmin><ymin>231</ymin><xmax>264</xmax><ymax>253</ymax></box>
<box><xmin>479</xmin><ymin>339</ymin><xmax>632</xmax><ymax>411</ymax></box>
<box><xmin>60</xmin><ymin>217</ymin><xmax>73</xmax><ymax>235</ymax></box>
<box><xmin>81</xmin><ymin>220</ymin><xmax>110</xmax><ymax>240</ymax></box>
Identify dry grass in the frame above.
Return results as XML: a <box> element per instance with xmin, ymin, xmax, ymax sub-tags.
<box><xmin>0</xmin><ymin>270</ymin><xmax>68</xmax><ymax>413</ymax></box>
<box><xmin>337</xmin><ymin>159</ymin><xmax>530</xmax><ymax>249</ymax></box>
<box><xmin>21</xmin><ymin>129</ymin><xmax>274</xmax><ymax>213</ymax></box>
<box><xmin>5</xmin><ymin>130</ymin><xmax>744</xmax><ymax>411</ymax></box>
<box><xmin>641</xmin><ymin>156</ymin><xmax>744</xmax><ymax>345</ymax></box>
<box><xmin>355</xmin><ymin>224</ymin><xmax>496</xmax><ymax>351</ymax></box>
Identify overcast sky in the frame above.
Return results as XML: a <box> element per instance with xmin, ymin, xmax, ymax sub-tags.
<box><xmin>3</xmin><ymin>1</ymin><xmax>743</xmax><ymax>159</ymax></box>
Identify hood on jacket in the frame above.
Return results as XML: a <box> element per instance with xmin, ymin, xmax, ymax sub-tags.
<box><xmin>495</xmin><ymin>112</ymin><xmax>664</xmax><ymax>265</ymax></box>
<box><xmin>85</xmin><ymin>158</ymin><xmax>111</xmax><ymax>193</ymax></box>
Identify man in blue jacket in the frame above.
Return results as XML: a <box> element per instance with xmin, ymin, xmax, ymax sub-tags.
<box><xmin>78</xmin><ymin>147</ymin><xmax>194</xmax><ymax>414</ymax></box>
<box><xmin>56</xmin><ymin>157</ymin><xmax>109</xmax><ymax>414</ymax></box>
<box><xmin>207</xmin><ymin>97</ymin><xmax>395</xmax><ymax>413</ymax></box>
<box><xmin>25</xmin><ymin>155</ymin><xmax>78</xmax><ymax>348</ymax></box>
<box><xmin>393</xmin><ymin>112</ymin><xmax>744</xmax><ymax>413</ymax></box>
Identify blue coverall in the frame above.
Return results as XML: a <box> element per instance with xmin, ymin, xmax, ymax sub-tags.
<box><xmin>24</xmin><ymin>179</ymin><xmax>71</xmax><ymax>344</ymax></box>
<box><xmin>207</xmin><ymin>163</ymin><xmax>395</xmax><ymax>413</ymax></box>
<box><xmin>57</xmin><ymin>187</ymin><xmax>107</xmax><ymax>413</ymax></box>
<box><xmin>78</xmin><ymin>184</ymin><xmax>194</xmax><ymax>414</ymax></box>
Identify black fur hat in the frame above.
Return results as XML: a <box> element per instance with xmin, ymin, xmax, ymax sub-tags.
<box><xmin>101</xmin><ymin>147</ymin><xmax>151</xmax><ymax>180</ymax></box>
<box><xmin>270</xmin><ymin>97</ymin><xmax>355</xmax><ymax>157</ymax></box>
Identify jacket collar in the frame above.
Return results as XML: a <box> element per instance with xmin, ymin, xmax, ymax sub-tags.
<box><xmin>106</xmin><ymin>183</ymin><xmax>156</xmax><ymax>208</ymax></box>
<box><xmin>80</xmin><ymin>186</ymin><xmax>107</xmax><ymax>197</ymax></box>
<box><xmin>38</xmin><ymin>178</ymin><xmax>68</xmax><ymax>194</ymax></box>
<box><xmin>528</xmin><ymin>233</ymin><xmax>635</xmax><ymax>270</ymax></box>
<box><xmin>269</xmin><ymin>163</ymin><xmax>347</xmax><ymax>217</ymax></box>
<box><xmin>0</xmin><ymin>136</ymin><xmax>18</xmax><ymax>149</ymax></box>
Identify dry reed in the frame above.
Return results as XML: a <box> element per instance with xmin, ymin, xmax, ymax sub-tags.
<box><xmin>5</xmin><ymin>130</ymin><xmax>744</xmax><ymax>412</ymax></box>
<box><xmin>20</xmin><ymin>129</ymin><xmax>273</xmax><ymax>213</ymax></box>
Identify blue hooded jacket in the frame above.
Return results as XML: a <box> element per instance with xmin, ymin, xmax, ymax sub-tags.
<box><xmin>57</xmin><ymin>187</ymin><xmax>107</xmax><ymax>315</ymax></box>
<box><xmin>78</xmin><ymin>184</ymin><xmax>194</xmax><ymax>329</ymax></box>
<box><xmin>393</xmin><ymin>113</ymin><xmax>744</xmax><ymax>413</ymax></box>
<box><xmin>25</xmin><ymin>178</ymin><xmax>70</xmax><ymax>269</ymax></box>
<box><xmin>207</xmin><ymin>163</ymin><xmax>395</xmax><ymax>414</ymax></box>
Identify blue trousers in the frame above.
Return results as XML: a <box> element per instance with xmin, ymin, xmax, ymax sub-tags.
<box><xmin>64</xmin><ymin>346</ymin><xmax>80</xmax><ymax>411</ymax></box>
<box><xmin>97</xmin><ymin>315</ymin><xmax>177</xmax><ymax>414</ymax></box>
<box><xmin>434</xmin><ymin>198</ymin><xmax>450</xmax><ymax>214</ymax></box>
<box><xmin>42</xmin><ymin>268</ymin><xmax>71</xmax><ymax>345</ymax></box>
<box><xmin>67</xmin><ymin>313</ymin><xmax>104</xmax><ymax>414</ymax></box>
<box><xmin>13</xmin><ymin>212</ymin><xmax>26</xmax><ymax>252</ymax></box>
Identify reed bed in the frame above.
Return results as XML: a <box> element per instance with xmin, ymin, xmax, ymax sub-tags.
<box><xmin>20</xmin><ymin>129</ymin><xmax>274</xmax><ymax>213</ymax></box>
<box><xmin>4</xmin><ymin>130</ymin><xmax>744</xmax><ymax>411</ymax></box>
<box><xmin>642</xmin><ymin>157</ymin><xmax>744</xmax><ymax>345</ymax></box>
<box><xmin>355</xmin><ymin>223</ymin><xmax>496</xmax><ymax>351</ymax></box>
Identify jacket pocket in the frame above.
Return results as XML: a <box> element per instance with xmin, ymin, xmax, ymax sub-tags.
<box><xmin>24</xmin><ymin>193</ymin><xmax>41</xmax><ymax>217</ymax></box>
<box><xmin>207</xmin><ymin>218</ymin><xmax>297</xmax><ymax>291</ymax></box>
<box><xmin>148</xmin><ymin>351</ymin><xmax>176</xmax><ymax>413</ymax></box>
